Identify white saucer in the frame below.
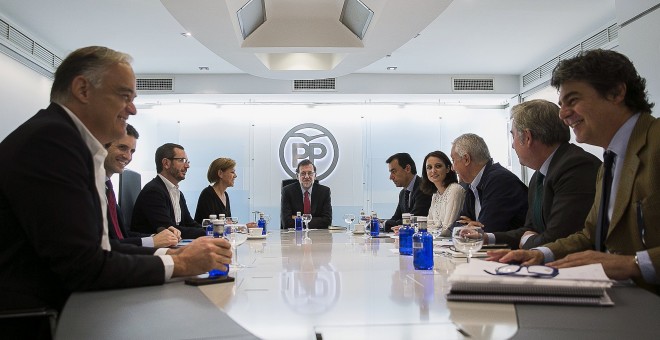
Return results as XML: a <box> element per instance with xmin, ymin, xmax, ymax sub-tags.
<box><xmin>247</xmin><ymin>234</ymin><xmax>267</xmax><ymax>240</ymax></box>
<box><xmin>328</xmin><ymin>226</ymin><xmax>346</xmax><ymax>230</ymax></box>
<box><xmin>352</xmin><ymin>230</ymin><xmax>365</xmax><ymax>235</ymax></box>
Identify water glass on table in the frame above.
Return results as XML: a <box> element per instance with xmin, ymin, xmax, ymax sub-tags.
<box><xmin>451</xmin><ymin>226</ymin><xmax>484</xmax><ymax>263</ymax></box>
<box><xmin>302</xmin><ymin>213</ymin><xmax>312</xmax><ymax>231</ymax></box>
<box><xmin>427</xmin><ymin>219</ymin><xmax>443</xmax><ymax>239</ymax></box>
<box><xmin>224</xmin><ymin>218</ymin><xmax>249</xmax><ymax>268</ymax></box>
<box><xmin>344</xmin><ymin>213</ymin><xmax>355</xmax><ymax>232</ymax></box>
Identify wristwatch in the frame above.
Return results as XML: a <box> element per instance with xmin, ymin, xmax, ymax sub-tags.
<box><xmin>634</xmin><ymin>254</ymin><xmax>640</xmax><ymax>268</ymax></box>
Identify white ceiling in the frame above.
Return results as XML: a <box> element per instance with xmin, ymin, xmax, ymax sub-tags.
<box><xmin>0</xmin><ymin>0</ymin><xmax>616</xmax><ymax>79</ymax></box>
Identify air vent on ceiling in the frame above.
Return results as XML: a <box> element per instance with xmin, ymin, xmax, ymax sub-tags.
<box><xmin>452</xmin><ymin>78</ymin><xmax>494</xmax><ymax>92</ymax></box>
<box><xmin>136</xmin><ymin>77</ymin><xmax>174</xmax><ymax>91</ymax></box>
<box><xmin>293</xmin><ymin>78</ymin><xmax>336</xmax><ymax>91</ymax></box>
<box><xmin>0</xmin><ymin>17</ymin><xmax>62</xmax><ymax>78</ymax></box>
<box><xmin>522</xmin><ymin>23</ymin><xmax>619</xmax><ymax>88</ymax></box>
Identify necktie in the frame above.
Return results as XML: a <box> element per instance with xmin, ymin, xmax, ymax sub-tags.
<box><xmin>303</xmin><ymin>191</ymin><xmax>311</xmax><ymax>214</ymax></box>
<box><xmin>106</xmin><ymin>180</ymin><xmax>123</xmax><ymax>240</ymax></box>
<box><xmin>403</xmin><ymin>190</ymin><xmax>411</xmax><ymax>213</ymax></box>
<box><xmin>532</xmin><ymin>173</ymin><xmax>545</xmax><ymax>232</ymax></box>
<box><xmin>595</xmin><ymin>151</ymin><xmax>615</xmax><ymax>252</ymax></box>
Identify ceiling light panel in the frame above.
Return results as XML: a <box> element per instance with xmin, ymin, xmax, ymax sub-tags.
<box><xmin>237</xmin><ymin>0</ymin><xmax>266</xmax><ymax>39</ymax></box>
<box><xmin>340</xmin><ymin>0</ymin><xmax>374</xmax><ymax>40</ymax></box>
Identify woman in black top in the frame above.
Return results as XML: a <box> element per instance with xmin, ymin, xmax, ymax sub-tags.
<box><xmin>194</xmin><ymin>158</ymin><xmax>236</xmax><ymax>223</ymax></box>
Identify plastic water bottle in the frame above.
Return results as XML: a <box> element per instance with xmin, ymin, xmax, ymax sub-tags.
<box><xmin>413</xmin><ymin>217</ymin><xmax>434</xmax><ymax>270</ymax></box>
<box><xmin>205</xmin><ymin>214</ymin><xmax>216</xmax><ymax>237</ymax></box>
<box><xmin>208</xmin><ymin>266</ymin><xmax>229</xmax><ymax>277</ymax></box>
<box><xmin>258</xmin><ymin>212</ymin><xmax>267</xmax><ymax>235</ymax></box>
<box><xmin>295</xmin><ymin>211</ymin><xmax>303</xmax><ymax>231</ymax></box>
<box><xmin>399</xmin><ymin>213</ymin><xmax>413</xmax><ymax>256</ymax></box>
<box><xmin>359</xmin><ymin>209</ymin><xmax>368</xmax><ymax>224</ymax></box>
<box><xmin>216</xmin><ymin>214</ymin><xmax>226</xmax><ymax>237</ymax></box>
<box><xmin>209</xmin><ymin>214</ymin><xmax>229</xmax><ymax>276</ymax></box>
<box><xmin>370</xmin><ymin>211</ymin><xmax>380</xmax><ymax>237</ymax></box>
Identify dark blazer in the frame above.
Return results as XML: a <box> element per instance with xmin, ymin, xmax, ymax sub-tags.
<box><xmin>454</xmin><ymin>160</ymin><xmax>528</xmax><ymax>233</ymax></box>
<box><xmin>194</xmin><ymin>185</ymin><xmax>231</xmax><ymax>223</ymax></box>
<box><xmin>385</xmin><ymin>176</ymin><xmax>432</xmax><ymax>232</ymax></box>
<box><xmin>131</xmin><ymin>176</ymin><xmax>205</xmax><ymax>239</ymax></box>
<box><xmin>546</xmin><ymin>114</ymin><xmax>660</xmax><ymax>292</ymax></box>
<box><xmin>494</xmin><ymin>143</ymin><xmax>601</xmax><ymax>249</ymax></box>
<box><xmin>281</xmin><ymin>182</ymin><xmax>332</xmax><ymax>229</ymax></box>
<box><xmin>107</xmin><ymin>201</ymin><xmax>150</xmax><ymax>246</ymax></box>
<box><xmin>0</xmin><ymin>103</ymin><xmax>164</xmax><ymax>312</ymax></box>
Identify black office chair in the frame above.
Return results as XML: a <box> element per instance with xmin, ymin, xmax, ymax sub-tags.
<box><xmin>0</xmin><ymin>307</ymin><xmax>58</xmax><ymax>339</ymax></box>
<box><xmin>281</xmin><ymin>178</ymin><xmax>319</xmax><ymax>188</ymax></box>
<box><xmin>281</xmin><ymin>178</ymin><xmax>298</xmax><ymax>188</ymax></box>
<box><xmin>119</xmin><ymin>168</ymin><xmax>141</xmax><ymax>226</ymax></box>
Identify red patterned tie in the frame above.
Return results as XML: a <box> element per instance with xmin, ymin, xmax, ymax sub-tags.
<box><xmin>303</xmin><ymin>191</ymin><xmax>311</xmax><ymax>214</ymax></box>
<box><xmin>106</xmin><ymin>180</ymin><xmax>123</xmax><ymax>240</ymax></box>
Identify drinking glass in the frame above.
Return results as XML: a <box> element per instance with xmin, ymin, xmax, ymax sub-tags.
<box><xmin>451</xmin><ymin>226</ymin><xmax>484</xmax><ymax>263</ymax></box>
<box><xmin>363</xmin><ymin>216</ymin><xmax>372</xmax><ymax>239</ymax></box>
<box><xmin>427</xmin><ymin>219</ymin><xmax>442</xmax><ymax>239</ymax></box>
<box><xmin>343</xmin><ymin>213</ymin><xmax>355</xmax><ymax>232</ymax></box>
<box><xmin>302</xmin><ymin>213</ymin><xmax>312</xmax><ymax>231</ymax></box>
<box><xmin>224</xmin><ymin>219</ymin><xmax>249</xmax><ymax>268</ymax></box>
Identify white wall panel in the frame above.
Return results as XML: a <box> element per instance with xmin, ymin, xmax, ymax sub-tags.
<box><xmin>127</xmin><ymin>102</ymin><xmax>513</xmax><ymax>227</ymax></box>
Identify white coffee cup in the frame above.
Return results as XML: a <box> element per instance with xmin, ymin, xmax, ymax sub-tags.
<box><xmin>249</xmin><ymin>228</ymin><xmax>262</xmax><ymax>236</ymax></box>
<box><xmin>353</xmin><ymin>223</ymin><xmax>365</xmax><ymax>233</ymax></box>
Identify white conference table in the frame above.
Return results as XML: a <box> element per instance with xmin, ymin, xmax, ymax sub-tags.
<box><xmin>56</xmin><ymin>229</ymin><xmax>660</xmax><ymax>340</ymax></box>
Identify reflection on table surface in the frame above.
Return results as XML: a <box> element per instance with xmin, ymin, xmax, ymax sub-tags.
<box><xmin>198</xmin><ymin>229</ymin><xmax>517</xmax><ymax>340</ymax></box>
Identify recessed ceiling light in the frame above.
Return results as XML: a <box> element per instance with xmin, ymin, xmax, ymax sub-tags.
<box><xmin>198</xmin><ymin>66</ymin><xmax>209</xmax><ymax>71</ymax></box>
<box><xmin>387</xmin><ymin>66</ymin><xmax>397</xmax><ymax>71</ymax></box>
<box><xmin>181</xmin><ymin>32</ymin><xmax>192</xmax><ymax>37</ymax></box>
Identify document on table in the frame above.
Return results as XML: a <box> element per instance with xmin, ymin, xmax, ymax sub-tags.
<box><xmin>446</xmin><ymin>259</ymin><xmax>614</xmax><ymax>306</ymax></box>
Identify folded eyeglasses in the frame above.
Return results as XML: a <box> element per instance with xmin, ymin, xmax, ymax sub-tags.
<box><xmin>484</xmin><ymin>264</ymin><xmax>558</xmax><ymax>278</ymax></box>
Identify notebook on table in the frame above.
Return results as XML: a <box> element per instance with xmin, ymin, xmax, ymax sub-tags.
<box><xmin>446</xmin><ymin>259</ymin><xmax>614</xmax><ymax>306</ymax></box>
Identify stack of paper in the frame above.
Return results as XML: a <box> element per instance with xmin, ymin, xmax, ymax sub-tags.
<box><xmin>447</xmin><ymin>259</ymin><xmax>614</xmax><ymax>306</ymax></box>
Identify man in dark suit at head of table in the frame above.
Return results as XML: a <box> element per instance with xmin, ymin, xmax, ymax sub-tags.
<box><xmin>281</xmin><ymin>159</ymin><xmax>333</xmax><ymax>229</ymax></box>
<box><xmin>384</xmin><ymin>152</ymin><xmax>432</xmax><ymax>232</ymax></box>
<box><xmin>0</xmin><ymin>46</ymin><xmax>232</xmax><ymax>337</ymax></box>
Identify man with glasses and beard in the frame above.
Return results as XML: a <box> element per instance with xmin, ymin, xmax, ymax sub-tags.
<box><xmin>132</xmin><ymin>143</ymin><xmax>206</xmax><ymax>238</ymax></box>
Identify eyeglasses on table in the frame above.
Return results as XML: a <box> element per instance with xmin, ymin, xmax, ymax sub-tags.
<box><xmin>484</xmin><ymin>264</ymin><xmax>558</xmax><ymax>278</ymax></box>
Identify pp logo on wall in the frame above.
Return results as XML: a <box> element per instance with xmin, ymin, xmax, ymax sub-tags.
<box><xmin>279</xmin><ymin>123</ymin><xmax>339</xmax><ymax>181</ymax></box>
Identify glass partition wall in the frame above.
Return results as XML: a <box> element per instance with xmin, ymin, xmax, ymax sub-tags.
<box><xmin>127</xmin><ymin>102</ymin><xmax>516</xmax><ymax>227</ymax></box>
